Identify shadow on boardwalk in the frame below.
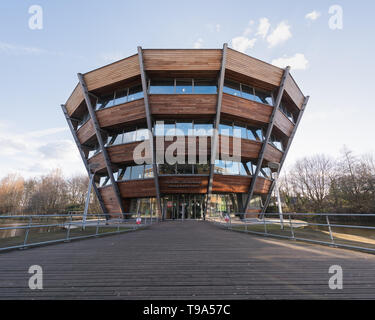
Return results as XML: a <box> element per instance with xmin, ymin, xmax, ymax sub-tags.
<box><xmin>0</xmin><ymin>220</ymin><xmax>374</xmax><ymax>299</ymax></box>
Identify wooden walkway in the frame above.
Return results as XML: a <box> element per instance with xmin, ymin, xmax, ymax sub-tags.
<box><xmin>1</xmin><ymin>220</ymin><xmax>375</xmax><ymax>299</ymax></box>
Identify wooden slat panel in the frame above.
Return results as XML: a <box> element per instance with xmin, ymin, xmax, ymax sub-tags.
<box><xmin>274</xmin><ymin>109</ymin><xmax>294</xmax><ymax>137</ymax></box>
<box><xmin>221</xmin><ymin>93</ymin><xmax>272</xmax><ymax>125</ymax></box>
<box><xmin>143</xmin><ymin>49</ymin><xmax>222</xmax><ymax>71</ymax></box>
<box><xmin>150</xmin><ymin>94</ymin><xmax>217</xmax><ymax>117</ymax></box>
<box><xmin>284</xmin><ymin>73</ymin><xmax>305</xmax><ymax>109</ymax></box>
<box><xmin>77</xmin><ymin>119</ymin><xmax>95</xmax><ymax>144</ymax></box>
<box><xmin>218</xmin><ymin>136</ymin><xmax>261</xmax><ymax>160</ymax></box>
<box><xmin>264</xmin><ymin>144</ymin><xmax>283</xmax><ymax>164</ymax></box>
<box><xmin>159</xmin><ymin>175</ymin><xmax>208</xmax><ymax>194</ymax></box>
<box><xmin>108</xmin><ymin>141</ymin><xmax>151</xmax><ymax>165</ymax></box>
<box><xmin>65</xmin><ymin>84</ymin><xmax>84</xmax><ymax>116</ymax></box>
<box><xmin>88</xmin><ymin>152</ymin><xmax>106</xmax><ymax>172</ymax></box>
<box><xmin>226</xmin><ymin>48</ymin><xmax>283</xmax><ymax>87</ymax></box>
<box><xmin>118</xmin><ymin>179</ymin><xmax>156</xmax><ymax>198</ymax></box>
<box><xmin>84</xmin><ymin>54</ymin><xmax>140</xmax><ymax>91</ymax></box>
<box><xmin>96</xmin><ymin>99</ymin><xmax>146</xmax><ymax>128</ymax></box>
<box><xmin>99</xmin><ymin>185</ymin><xmax>121</xmax><ymax>213</ymax></box>
<box><xmin>212</xmin><ymin>174</ymin><xmax>271</xmax><ymax>194</ymax></box>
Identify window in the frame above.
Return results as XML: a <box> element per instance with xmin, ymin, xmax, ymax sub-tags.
<box><xmin>280</xmin><ymin>103</ymin><xmax>295</xmax><ymax>123</ymax></box>
<box><xmin>194</xmin><ymin>79</ymin><xmax>217</xmax><ymax>94</ymax></box>
<box><xmin>225</xmin><ymin>161</ymin><xmax>240</xmax><ymax>175</ymax></box>
<box><xmin>164</xmin><ymin>123</ymin><xmax>176</xmax><ymax>136</ymax></box>
<box><xmin>136</xmin><ymin>128</ymin><xmax>149</xmax><ymax>141</ymax></box>
<box><xmin>270</xmin><ymin>135</ymin><xmax>284</xmax><ymax>151</ymax></box>
<box><xmin>176</xmin><ymin>79</ymin><xmax>193</xmax><ymax>94</ymax></box>
<box><xmin>194</xmin><ymin>164</ymin><xmax>210</xmax><ymax>174</ymax></box>
<box><xmin>114</xmin><ymin>89</ymin><xmax>128</xmax><ymax>105</ymax></box>
<box><xmin>130</xmin><ymin>165</ymin><xmax>144</xmax><ymax>180</ymax></box>
<box><xmin>149</xmin><ymin>79</ymin><xmax>175</xmax><ymax>94</ymax></box>
<box><xmin>233</xmin><ymin>124</ymin><xmax>247</xmax><ymax>139</ymax></box>
<box><xmin>144</xmin><ymin>164</ymin><xmax>154</xmax><ymax>178</ymax></box>
<box><xmin>219</xmin><ymin>123</ymin><xmax>233</xmax><ymax>136</ymax></box>
<box><xmin>96</xmin><ymin>93</ymin><xmax>116</xmax><ymax>109</ymax></box>
<box><xmin>214</xmin><ymin>160</ymin><xmax>226</xmax><ymax>174</ymax></box>
<box><xmin>255</xmin><ymin>89</ymin><xmax>273</xmax><ymax>105</ymax></box>
<box><xmin>123</xmin><ymin>130</ymin><xmax>136</xmax><ymax>143</ymax></box>
<box><xmin>159</xmin><ymin>163</ymin><xmax>176</xmax><ymax>174</ymax></box>
<box><xmin>176</xmin><ymin>122</ymin><xmax>193</xmax><ymax>136</ymax></box>
<box><xmin>99</xmin><ymin>176</ymin><xmax>110</xmax><ymax>187</ymax></box>
<box><xmin>194</xmin><ymin>123</ymin><xmax>213</xmax><ymax>136</ymax></box>
<box><xmin>239</xmin><ymin>162</ymin><xmax>248</xmax><ymax>176</ymax></box>
<box><xmin>128</xmin><ymin>85</ymin><xmax>143</xmax><ymax>101</ymax></box>
<box><xmin>176</xmin><ymin>164</ymin><xmax>193</xmax><ymax>174</ymax></box>
<box><xmin>241</xmin><ymin>84</ymin><xmax>257</xmax><ymax>101</ymax></box>
<box><xmin>77</xmin><ymin>112</ymin><xmax>90</xmax><ymax>130</ymax></box>
<box><xmin>223</xmin><ymin>80</ymin><xmax>241</xmax><ymax>97</ymax></box>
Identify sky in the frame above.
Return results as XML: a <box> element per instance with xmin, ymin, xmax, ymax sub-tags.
<box><xmin>0</xmin><ymin>0</ymin><xmax>374</xmax><ymax>179</ymax></box>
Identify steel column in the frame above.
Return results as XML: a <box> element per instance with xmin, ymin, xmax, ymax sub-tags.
<box><xmin>137</xmin><ymin>46</ymin><xmax>163</xmax><ymax>218</ymax></box>
<box><xmin>61</xmin><ymin>104</ymin><xmax>107</xmax><ymax>214</ymax></box>
<box><xmin>244</xmin><ymin>66</ymin><xmax>290</xmax><ymax>212</ymax></box>
<box><xmin>204</xmin><ymin>43</ymin><xmax>228</xmax><ymax>220</ymax></box>
<box><xmin>261</xmin><ymin>95</ymin><xmax>309</xmax><ymax>213</ymax></box>
<box><xmin>77</xmin><ymin>73</ymin><xmax>125</xmax><ymax>214</ymax></box>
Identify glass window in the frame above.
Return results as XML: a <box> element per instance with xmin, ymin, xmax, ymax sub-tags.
<box><xmin>194</xmin><ymin>79</ymin><xmax>217</xmax><ymax>94</ymax></box>
<box><xmin>149</xmin><ymin>79</ymin><xmax>175</xmax><ymax>94</ymax></box>
<box><xmin>176</xmin><ymin>79</ymin><xmax>193</xmax><ymax>94</ymax></box>
<box><xmin>223</xmin><ymin>80</ymin><xmax>241</xmax><ymax>97</ymax></box>
<box><xmin>113</xmin><ymin>133</ymin><xmax>123</xmax><ymax>145</ymax></box>
<box><xmin>194</xmin><ymin>164</ymin><xmax>209</xmax><ymax>174</ymax></box>
<box><xmin>176</xmin><ymin>122</ymin><xmax>193</xmax><ymax>136</ymax></box>
<box><xmin>255</xmin><ymin>89</ymin><xmax>273</xmax><ymax>105</ymax></box>
<box><xmin>194</xmin><ymin>123</ymin><xmax>213</xmax><ymax>136</ymax></box>
<box><xmin>99</xmin><ymin>176</ymin><xmax>110</xmax><ymax>187</ymax></box>
<box><xmin>233</xmin><ymin>124</ymin><xmax>247</xmax><ymax>139</ymax></box>
<box><xmin>164</xmin><ymin>123</ymin><xmax>176</xmax><ymax>136</ymax></box>
<box><xmin>239</xmin><ymin>163</ymin><xmax>247</xmax><ymax>176</ymax></box>
<box><xmin>114</xmin><ymin>89</ymin><xmax>128</xmax><ymax>105</ymax></box>
<box><xmin>123</xmin><ymin>130</ymin><xmax>137</xmax><ymax>143</ymax></box>
<box><xmin>144</xmin><ymin>164</ymin><xmax>154</xmax><ymax>178</ymax></box>
<box><xmin>219</xmin><ymin>123</ymin><xmax>233</xmax><ymax>136</ymax></box>
<box><xmin>123</xmin><ymin>167</ymin><xmax>131</xmax><ymax>180</ymax></box>
<box><xmin>154</xmin><ymin>122</ymin><xmax>164</xmax><ymax>136</ymax></box>
<box><xmin>131</xmin><ymin>165</ymin><xmax>144</xmax><ymax>179</ymax></box>
<box><xmin>128</xmin><ymin>85</ymin><xmax>143</xmax><ymax>101</ymax></box>
<box><xmin>245</xmin><ymin>161</ymin><xmax>254</xmax><ymax>175</ymax></box>
<box><xmin>159</xmin><ymin>163</ymin><xmax>176</xmax><ymax>174</ymax></box>
<box><xmin>225</xmin><ymin>161</ymin><xmax>240</xmax><ymax>175</ymax></box>
<box><xmin>97</xmin><ymin>93</ymin><xmax>115</xmax><ymax>109</ymax></box>
<box><xmin>214</xmin><ymin>160</ymin><xmax>226</xmax><ymax>174</ymax></box>
<box><xmin>241</xmin><ymin>84</ymin><xmax>256</xmax><ymax>101</ymax></box>
<box><xmin>176</xmin><ymin>164</ymin><xmax>193</xmax><ymax>174</ymax></box>
<box><xmin>136</xmin><ymin>128</ymin><xmax>149</xmax><ymax>141</ymax></box>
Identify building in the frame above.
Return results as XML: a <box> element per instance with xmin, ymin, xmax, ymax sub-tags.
<box><xmin>61</xmin><ymin>44</ymin><xmax>308</xmax><ymax>220</ymax></box>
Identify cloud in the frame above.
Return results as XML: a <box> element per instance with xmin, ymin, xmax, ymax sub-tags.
<box><xmin>0</xmin><ymin>125</ymin><xmax>84</xmax><ymax>179</ymax></box>
<box><xmin>305</xmin><ymin>10</ymin><xmax>321</xmax><ymax>21</ymax></box>
<box><xmin>231</xmin><ymin>36</ymin><xmax>257</xmax><ymax>53</ymax></box>
<box><xmin>193</xmin><ymin>38</ymin><xmax>204</xmax><ymax>49</ymax></box>
<box><xmin>256</xmin><ymin>18</ymin><xmax>270</xmax><ymax>38</ymax></box>
<box><xmin>266</xmin><ymin>21</ymin><xmax>292</xmax><ymax>47</ymax></box>
<box><xmin>272</xmin><ymin>53</ymin><xmax>309</xmax><ymax>70</ymax></box>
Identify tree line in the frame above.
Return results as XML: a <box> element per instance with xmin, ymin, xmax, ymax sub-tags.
<box><xmin>0</xmin><ymin>169</ymin><xmax>100</xmax><ymax>215</ymax></box>
<box><xmin>275</xmin><ymin>148</ymin><xmax>375</xmax><ymax>213</ymax></box>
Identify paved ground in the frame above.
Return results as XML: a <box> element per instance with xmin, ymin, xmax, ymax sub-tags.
<box><xmin>0</xmin><ymin>220</ymin><xmax>375</xmax><ymax>299</ymax></box>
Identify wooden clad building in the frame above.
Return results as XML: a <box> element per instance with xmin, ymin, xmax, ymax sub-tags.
<box><xmin>62</xmin><ymin>45</ymin><xmax>308</xmax><ymax>219</ymax></box>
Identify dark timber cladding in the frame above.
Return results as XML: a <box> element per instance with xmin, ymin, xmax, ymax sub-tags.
<box><xmin>62</xmin><ymin>45</ymin><xmax>308</xmax><ymax>215</ymax></box>
<box><xmin>243</xmin><ymin>66</ymin><xmax>290</xmax><ymax>212</ymax></box>
<box><xmin>77</xmin><ymin>73</ymin><xmax>125</xmax><ymax>214</ymax></box>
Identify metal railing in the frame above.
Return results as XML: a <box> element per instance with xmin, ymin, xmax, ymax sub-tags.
<box><xmin>207</xmin><ymin>211</ymin><xmax>375</xmax><ymax>253</ymax></box>
<box><xmin>0</xmin><ymin>212</ymin><xmax>158</xmax><ymax>252</ymax></box>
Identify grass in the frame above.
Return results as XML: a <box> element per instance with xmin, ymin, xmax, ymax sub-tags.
<box><xmin>228</xmin><ymin>221</ymin><xmax>375</xmax><ymax>252</ymax></box>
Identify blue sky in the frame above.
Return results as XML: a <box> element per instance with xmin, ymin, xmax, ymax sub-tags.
<box><xmin>0</xmin><ymin>0</ymin><xmax>374</xmax><ymax>178</ymax></box>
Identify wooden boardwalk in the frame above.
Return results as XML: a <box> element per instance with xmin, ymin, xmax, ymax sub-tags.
<box><xmin>0</xmin><ymin>220</ymin><xmax>375</xmax><ymax>299</ymax></box>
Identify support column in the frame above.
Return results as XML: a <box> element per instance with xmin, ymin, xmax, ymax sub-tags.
<box><xmin>61</xmin><ymin>104</ymin><xmax>107</xmax><ymax>215</ymax></box>
<box><xmin>137</xmin><ymin>46</ymin><xmax>163</xmax><ymax>218</ymax></box>
<box><xmin>204</xmin><ymin>43</ymin><xmax>228</xmax><ymax>219</ymax></box>
<box><xmin>77</xmin><ymin>73</ymin><xmax>125</xmax><ymax>214</ymax></box>
<box><xmin>261</xmin><ymin>95</ymin><xmax>309</xmax><ymax>213</ymax></box>
<box><xmin>243</xmin><ymin>66</ymin><xmax>290</xmax><ymax>212</ymax></box>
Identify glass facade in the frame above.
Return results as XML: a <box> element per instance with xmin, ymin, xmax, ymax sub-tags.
<box><xmin>280</xmin><ymin>103</ymin><xmax>295</xmax><ymax>123</ymax></box>
<box><xmin>115</xmin><ymin>164</ymin><xmax>154</xmax><ymax>181</ymax></box>
<box><xmin>149</xmin><ymin>78</ymin><xmax>217</xmax><ymax>94</ymax></box>
<box><xmin>219</xmin><ymin>121</ymin><xmax>263</xmax><ymax>141</ymax></box>
<box><xmin>158</xmin><ymin>163</ymin><xmax>210</xmax><ymax>175</ymax></box>
<box><xmin>223</xmin><ymin>80</ymin><xmax>273</xmax><ymax>105</ymax></box>
<box><xmin>154</xmin><ymin>121</ymin><xmax>213</xmax><ymax>137</ymax></box>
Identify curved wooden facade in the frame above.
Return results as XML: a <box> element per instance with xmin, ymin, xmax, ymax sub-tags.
<box><xmin>62</xmin><ymin>45</ymin><xmax>308</xmax><ymax>217</ymax></box>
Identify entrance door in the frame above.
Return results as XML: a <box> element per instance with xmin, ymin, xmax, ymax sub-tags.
<box><xmin>162</xmin><ymin>194</ymin><xmax>206</xmax><ymax>220</ymax></box>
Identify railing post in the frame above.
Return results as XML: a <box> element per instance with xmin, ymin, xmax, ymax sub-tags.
<box><xmin>66</xmin><ymin>213</ymin><xmax>73</xmax><ymax>241</ymax></box>
<box><xmin>326</xmin><ymin>215</ymin><xmax>335</xmax><ymax>245</ymax></box>
<box><xmin>289</xmin><ymin>214</ymin><xmax>295</xmax><ymax>239</ymax></box>
<box><xmin>244</xmin><ymin>213</ymin><xmax>248</xmax><ymax>233</ymax></box>
<box><xmin>263</xmin><ymin>213</ymin><xmax>267</xmax><ymax>235</ymax></box>
<box><xmin>23</xmin><ymin>216</ymin><xmax>33</xmax><ymax>248</ymax></box>
<box><xmin>96</xmin><ymin>215</ymin><xmax>100</xmax><ymax>236</ymax></box>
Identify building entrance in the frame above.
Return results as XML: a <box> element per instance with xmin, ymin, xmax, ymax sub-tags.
<box><xmin>162</xmin><ymin>194</ymin><xmax>206</xmax><ymax>220</ymax></box>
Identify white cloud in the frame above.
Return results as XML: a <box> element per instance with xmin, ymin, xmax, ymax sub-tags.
<box><xmin>215</xmin><ymin>24</ymin><xmax>221</xmax><ymax>32</ymax></box>
<box><xmin>0</xmin><ymin>41</ymin><xmax>47</xmax><ymax>55</ymax></box>
<box><xmin>266</xmin><ymin>21</ymin><xmax>292</xmax><ymax>47</ymax></box>
<box><xmin>305</xmin><ymin>10</ymin><xmax>321</xmax><ymax>21</ymax></box>
<box><xmin>256</xmin><ymin>18</ymin><xmax>271</xmax><ymax>38</ymax></box>
<box><xmin>272</xmin><ymin>53</ymin><xmax>309</xmax><ymax>70</ymax></box>
<box><xmin>0</xmin><ymin>125</ymin><xmax>84</xmax><ymax>179</ymax></box>
<box><xmin>193</xmin><ymin>38</ymin><xmax>204</xmax><ymax>49</ymax></box>
<box><xmin>231</xmin><ymin>36</ymin><xmax>257</xmax><ymax>53</ymax></box>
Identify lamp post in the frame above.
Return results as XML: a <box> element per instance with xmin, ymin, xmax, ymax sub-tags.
<box><xmin>268</xmin><ymin>162</ymin><xmax>284</xmax><ymax>230</ymax></box>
